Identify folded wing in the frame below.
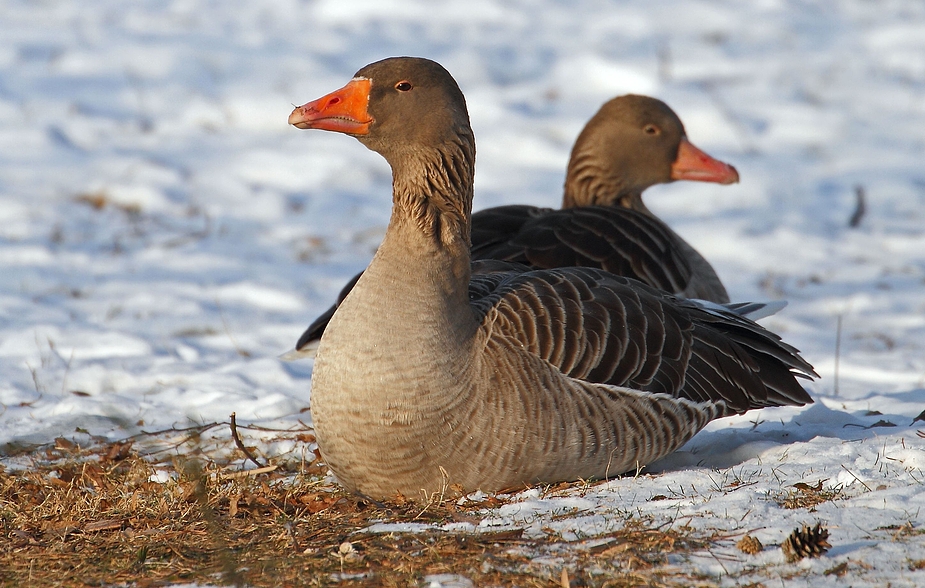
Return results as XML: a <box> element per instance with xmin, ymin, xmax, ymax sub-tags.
<box><xmin>470</xmin><ymin>266</ymin><xmax>816</xmax><ymax>416</ymax></box>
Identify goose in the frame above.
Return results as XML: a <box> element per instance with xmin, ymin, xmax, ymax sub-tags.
<box><xmin>291</xmin><ymin>94</ymin><xmax>737</xmax><ymax>358</ymax></box>
<box><xmin>289</xmin><ymin>57</ymin><xmax>816</xmax><ymax>501</ymax></box>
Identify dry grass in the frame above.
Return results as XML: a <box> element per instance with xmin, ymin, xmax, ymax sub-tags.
<box><xmin>1</xmin><ymin>431</ymin><xmax>721</xmax><ymax>587</ymax></box>
<box><xmin>74</xmin><ymin>191</ymin><xmax>141</xmax><ymax>215</ymax></box>
<box><xmin>776</xmin><ymin>480</ymin><xmax>845</xmax><ymax>510</ymax></box>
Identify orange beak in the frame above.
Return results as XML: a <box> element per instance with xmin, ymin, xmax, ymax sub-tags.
<box><xmin>288</xmin><ymin>78</ymin><xmax>373</xmax><ymax>135</ymax></box>
<box><xmin>670</xmin><ymin>138</ymin><xmax>739</xmax><ymax>185</ymax></box>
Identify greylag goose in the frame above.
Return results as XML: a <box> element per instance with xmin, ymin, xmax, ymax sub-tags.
<box><xmin>289</xmin><ymin>57</ymin><xmax>816</xmax><ymax>501</ymax></box>
<box><xmin>292</xmin><ymin>95</ymin><xmax>737</xmax><ymax>357</ymax></box>
<box><xmin>474</xmin><ymin>94</ymin><xmax>735</xmax><ymax>302</ymax></box>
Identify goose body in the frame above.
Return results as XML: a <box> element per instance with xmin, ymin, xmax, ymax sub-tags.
<box><xmin>292</xmin><ymin>94</ymin><xmax>737</xmax><ymax>357</ymax></box>
<box><xmin>291</xmin><ymin>57</ymin><xmax>815</xmax><ymax>501</ymax></box>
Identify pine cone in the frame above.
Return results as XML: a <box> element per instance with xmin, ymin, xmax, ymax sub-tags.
<box><xmin>737</xmin><ymin>534</ymin><xmax>763</xmax><ymax>555</ymax></box>
<box><xmin>782</xmin><ymin>523</ymin><xmax>831</xmax><ymax>562</ymax></box>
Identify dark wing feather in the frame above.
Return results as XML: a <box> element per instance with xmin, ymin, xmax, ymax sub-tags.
<box><xmin>471</xmin><ymin>206</ymin><xmax>694</xmax><ymax>296</ymax></box>
<box><xmin>470</xmin><ymin>266</ymin><xmax>816</xmax><ymax>416</ymax></box>
<box><xmin>470</xmin><ymin>204</ymin><xmax>552</xmax><ymax>257</ymax></box>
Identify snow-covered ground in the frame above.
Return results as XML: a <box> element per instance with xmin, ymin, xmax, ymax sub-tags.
<box><xmin>1</xmin><ymin>0</ymin><xmax>924</xmax><ymax>584</ymax></box>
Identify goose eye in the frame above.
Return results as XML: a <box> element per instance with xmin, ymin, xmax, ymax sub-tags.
<box><xmin>644</xmin><ymin>125</ymin><xmax>660</xmax><ymax>135</ymax></box>
<box><xmin>395</xmin><ymin>81</ymin><xmax>413</xmax><ymax>92</ymax></box>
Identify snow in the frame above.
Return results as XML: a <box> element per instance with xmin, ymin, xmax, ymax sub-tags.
<box><xmin>1</xmin><ymin>0</ymin><xmax>924</xmax><ymax>584</ymax></box>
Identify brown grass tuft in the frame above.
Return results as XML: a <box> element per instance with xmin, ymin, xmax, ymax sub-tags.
<box><xmin>776</xmin><ymin>480</ymin><xmax>844</xmax><ymax>510</ymax></box>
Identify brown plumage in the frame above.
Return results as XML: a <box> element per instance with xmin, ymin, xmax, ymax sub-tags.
<box><xmin>290</xmin><ymin>57</ymin><xmax>815</xmax><ymax>501</ymax></box>
<box><xmin>291</xmin><ymin>94</ymin><xmax>737</xmax><ymax>357</ymax></box>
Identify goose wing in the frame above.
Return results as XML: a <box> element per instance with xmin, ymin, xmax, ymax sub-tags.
<box><xmin>471</xmin><ymin>206</ymin><xmax>695</xmax><ymax>297</ymax></box>
<box><xmin>470</xmin><ymin>266</ymin><xmax>815</xmax><ymax>416</ymax></box>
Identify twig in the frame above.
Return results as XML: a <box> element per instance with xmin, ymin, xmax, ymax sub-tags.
<box><xmin>83</xmin><ymin>519</ymin><xmax>124</xmax><ymax>532</ymax></box>
<box><xmin>840</xmin><ymin>464</ymin><xmax>872</xmax><ymax>492</ymax></box>
<box><xmin>26</xmin><ymin>361</ymin><xmax>45</xmax><ymax>395</ymax></box>
<box><xmin>705</xmin><ymin>547</ymin><xmax>732</xmax><ymax>575</ymax></box>
<box><xmin>220</xmin><ymin>465</ymin><xmax>278</xmax><ymax>479</ymax></box>
<box><xmin>235</xmin><ymin>422</ymin><xmax>314</xmax><ymax>433</ymax></box>
<box><xmin>834</xmin><ymin>314</ymin><xmax>843</xmax><ymax>397</ymax></box>
<box><xmin>133</xmin><ymin>422</ymin><xmax>226</xmax><ymax>458</ymax></box>
<box><xmin>216</xmin><ymin>298</ymin><xmax>250</xmax><ymax>357</ymax></box>
<box><xmin>60</xmin><ymin>348</ymin><xmax>75</xmax><ymax>395</ymax></box>
<box><xmin>604</xmin><ymin>447</ymin><xmax>617</xmax><ymax>481</ymax></box>
<box><xmin>849</xmin><ymin>185</ymin><xmax>866</xmax><ymax>228</ymax></box>
<box><xmin>135</xmin><ymin>421</ymin><xmax>224</xmax><ymax>438</ymax></box>
<box><xmin>231</xmin><ymin>412</ymin><xmax>264</xmax><ymax>468</ymax></box>
<box><xmin>414</xmin><ymin>466</ymin><xmax>451</xmax><ymax>519</ymax></box>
